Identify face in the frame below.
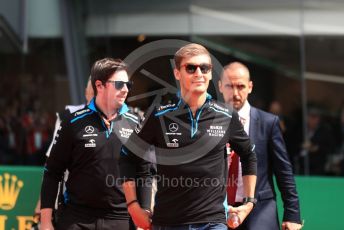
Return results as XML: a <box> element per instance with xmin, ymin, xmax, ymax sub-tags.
<box><xmin>174</xmin><ymin>54</ymin><xmax>212</xmax><ymax>98</ymax></box>
<box><xmin>95</xmin><ymin>70</ymin><xmax>130</xmax><ymax>110</ymax></box>
<box><xmin>218</xmin><ymin>67</ymin><xmax>253</xmax><ymax>110</ymax></box>
<box><xmin>307</xmin><ymin>113</ymin><xmax>320</xmax><ymax>130</ymax></box>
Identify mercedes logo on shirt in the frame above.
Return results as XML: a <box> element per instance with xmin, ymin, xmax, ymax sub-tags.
<box><xmin>168</xmin><ymin>123</ymin><xmax>179</xmax><ymax>132</ymax></box>
<box><xmin>85</xmin><ymin>126</ymin><xmax>95</xmax><ymax>134</ymax></box>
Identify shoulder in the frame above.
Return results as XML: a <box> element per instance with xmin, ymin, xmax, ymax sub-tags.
<box><xmin>252</xmin><ymin>107</ymin><xmax>278</xmax><ymax>124</ymax></box>
<box><xmin>122</xmin><ymin>110</ymin><xmax>140</xmax><ymax>124</ymax></box>
<box><xmin>154</xmin><ymin>95</ymin><xmax>181</xmax><ymax>117</ymax></box>
<box><xmin>58</xmin><ymin>108</ymin><xmax>72</xmax><ymax>121</ymax></box>
<box><xmin>207</xmin><ymin>100</ymin><xmax>233</xmax><ymax>118</ymax></box>
<box><xmin>66</xmin><ymin>104</ymin><xmax>86</xmax><ymax>113</ymax></box>
<box><xmin>69</xmin><ymin>107</ymin><xmax>95</xmax><ymax>124</ymax></box>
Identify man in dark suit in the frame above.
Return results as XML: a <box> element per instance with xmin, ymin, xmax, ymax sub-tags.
<box><xmin>218</xmin><ymin>62</ymin><xmax>302</xmax><ymax>230</ymax></box>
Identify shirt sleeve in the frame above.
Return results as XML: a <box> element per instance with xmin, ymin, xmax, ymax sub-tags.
<box><xmin>119</xmin><ymin>111</ymin><xmax>156</xmax><ymax>210</ymax></box>
<box><xmin>270</xmin><ymin>116</ymin><xmax>301</xmax><ymax>223</ymax></box>
<box><xmin>228</xmin><ymin>110</ymin><xmax>257</xmax><ymax>176</ymax></box>
<box><xmin>40</xmin><ymin>118</ymin><xmax>73</xmax><ymax>209</ymax></box>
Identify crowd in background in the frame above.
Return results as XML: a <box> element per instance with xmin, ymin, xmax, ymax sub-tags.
<box><xmin>268</xmin><ymin>101</ymin><xmax>344</xmax><ymax>176</ymax></box>
<box><xmin>0</xmin><ymin>99</ymin><xmax>55</xmax><ymax>166</ymax></box>
<box><xmin>0</xmin><ymin>78</ymin><xmax>343</xmax><ymax>177</ymax></box>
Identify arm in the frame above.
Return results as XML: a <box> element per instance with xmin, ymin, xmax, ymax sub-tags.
<box><xmin>45</xmin><ymin>110</ymin><xmax>70</xmax><ymax>157</ymax></box>
<box><xmin>242</xmin><ymin>175</ymin><xmax>256</xmax><ymax>198</ymax></box>
<box><xmin>45</xmin><ymin>113</ymin><xmax>61</xmax><ymax>157</ymax></box>
<box><xmin>270</xmin><ymin>116</ymin><xmax>302</xmax><ymax>228</ymax></box>
<box><xmin>40</xmin><ymin>119</ymin><xmax>72</xmax><ymax>228</ymax></box>
<box><xmin>228</xmin><ymin>111</ymin><xmax>257</xmax><ymax>225</ymax></box>
<box><xmin>119</xmin><ymin>113</ymin><xmax>155</xmax><ymax>228</ymax></box>
<box><xmin>40</xmin><ymin>208</ymin><xmax>54</xmax><ymax>230</ymax></box>
<box><xmin>122</xmin><ymin>180</ymin><xmax>152</xmax><ymax>229</ymax></box>
<box><xmin>229</xmin><ymin>111</ymin><xmax>257</xmax><ymax>176</ymax></box>
<box><xmin>229</xmin><ymin>175</ymin><xmax>256</xmax><ymax>226</ymax></box>
<box><xmin>120</xmin><ymin>146</ymin><xmax>153</xmax><ymax>229</ymax></box>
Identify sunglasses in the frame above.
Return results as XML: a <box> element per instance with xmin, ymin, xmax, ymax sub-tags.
<box><xmin>107</xmin><ymin>80</ymin><xmax>133</xmax><ymax>90</ymax></box>
<box><xmin>181</xmin><ymin>63</ymin><xmax>212</xmax><ymax>74</ymax></box>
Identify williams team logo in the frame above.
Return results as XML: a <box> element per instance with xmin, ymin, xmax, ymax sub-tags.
<box><xmin>119</xmin><ymin>128</ymin><xmax>133</xmax><ymax>139</ymax></box>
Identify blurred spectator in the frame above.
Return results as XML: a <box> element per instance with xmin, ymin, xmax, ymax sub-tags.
<box><xmin>0</xmin><ymin>116</ymin><xmax>10</xmax><ymax>163</ymax></box>
<box><xmin>300</xmin><ymin>106</ymin><xmax>335</xmax><ymax>175</ymax></box>
<box><xmin>0</xmin><ymin>98</ymin><xmax>54</xmax><ymax>165</ymax></box>
<box><xmin>268</xmin><ymin>100</ymin><xmax>287</xmax><ymax>134</ymax></box>
<box><xmin>23</xmin><ymin>112</ymin><xmax>52</xmax><ymax>165</ymax></box>
<box><xmin>326</xmin><ymin>104</ymin><xmax>344</xmax><ymax>176</ymax></box>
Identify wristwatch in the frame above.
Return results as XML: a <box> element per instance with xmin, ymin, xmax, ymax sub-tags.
<box><xmin>242</xmin><ymin>197</ymin><xmax>257</xmax><ymax>206</ymax></box>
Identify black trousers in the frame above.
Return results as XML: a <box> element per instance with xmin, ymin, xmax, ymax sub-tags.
<box><xmin>55</xmin><ymin>205</ymin><xmax>135</xmax><ymax>230</ymax></box>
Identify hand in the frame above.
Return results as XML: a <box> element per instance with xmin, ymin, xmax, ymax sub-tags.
<box><xmin>128</xmin><ymin>203</ymin><xmax>152</xmax><ymax>229</ymax></box>
<box><xmin>40</xmin><ymin>208</ymin><xmax>54</xmax><ymax>230</ymax></box>
<box><xmin>282</xmin><ymin>221</ymin><xmax>303</xmax><ymax>230</ymax></box>
<box><xmin>40</xmin><ymin>220</ymin><xmax>54</xmax><ymax>230</ymax></box>
<box><xmin>228</xmin><ymin>203</ymin><xmax>254</xmax><ymax>228</ymax></box>
<box><xmin>227</xmin><ymin>212</ymin><xmax>240</xmax><ymax>229</ymax></box>
<box><xmin>33</xmin><ymin>213</ymin><xmax>40</xmax><ymax>224</ymax></box>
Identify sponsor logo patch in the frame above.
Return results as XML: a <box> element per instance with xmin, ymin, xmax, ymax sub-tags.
<box><xmin>83</xmin><ymin>125</ymin><xmax>98</xmax><ymax>137</ymax></box>
<box><xmin>85</xmin><ymin>139</ymin><xmax>96</xmax><ymax>148</ymax></box>
<box><xmin>119</xmin><ymin>128</ymin><xmax>133</xmax><ymax>138</ymax></box>
<box><xmin>167</xmin><ymin>138</ymin><xmax>179</xmax><ymax>148</ymax></box>
<box><xmin>207</xmin><ymin>125</ymin><xmax>225</xmax><ymax>137</ymax></box>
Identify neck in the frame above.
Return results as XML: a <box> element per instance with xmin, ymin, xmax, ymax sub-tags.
<box><xmin>238</xmin><ymin>100</ymin><xmax>249</xmax><ymax>113</ymax></box>
<box><xmin>181</xmin><ymin>91</ymin><xmax>207</xmax><ymax>116</ymax></box>
<box><xmin>95</xmin><ymin>97</ymin><xmax>118</xmax><ymax>119</ymax></box>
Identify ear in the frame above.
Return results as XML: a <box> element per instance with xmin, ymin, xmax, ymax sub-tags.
<box><xmin>174</xmin><ymin>68</ymin><xmax>181</xmax><ymax>81</ymax></box>
<box><xmin>248</xmin><ymin>81</ymin><xmax>253</xmax><ymax>94</ymax></box>
<box><xmin>95</xmin><ymin>80</ymin><xmax>104</xmax><ymax>91</ymax></box>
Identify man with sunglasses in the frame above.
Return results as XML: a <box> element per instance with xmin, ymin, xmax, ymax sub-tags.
<box><xmin>40</xmin><ymin>58</ymin><xmax>152</xmax><ymax>230</ymax></box>
<box><xmin>120</xmin><ymin>43</ymin><xmax>257</xmax><ymax>230</ymax></box>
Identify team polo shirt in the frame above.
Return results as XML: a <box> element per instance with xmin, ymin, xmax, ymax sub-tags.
<box><xmin>41</xmin><ymin>99</ymin><xmax>148</xmax><ymax>219</ymax></box>
<box><xmin>121</xmin><ymin>93</ymin><xmax>257</xmax><ymax>225</ymax></box>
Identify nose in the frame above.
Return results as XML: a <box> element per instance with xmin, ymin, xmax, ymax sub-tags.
<box><xmin>232</xmin><ymin>86</ymin><xmax>239</xmax><ymax>96</ymax></box>
<box><xmin>194</xmin><ymin>66</ymin><xmax>203</xmax><ymax>76</ymax></box>
<box><xmin>121</xmin><ymin>83</ymin><xmax>129</xmax><ymax>92</ymax></box>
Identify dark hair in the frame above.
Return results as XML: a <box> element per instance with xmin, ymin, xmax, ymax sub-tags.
<box><xmin>174</xmin><ymin>43</ymin><xmax>210</xmax><ymax>69</ymax></box>
<box><xmin>90</xmin><ymin>58</ymin><xmax>127</xmax><ymax>95</ymax></box>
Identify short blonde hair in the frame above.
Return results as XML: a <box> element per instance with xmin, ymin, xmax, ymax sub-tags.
<box><xmin>174</xmin><ymin>43</ymin><xmax>210</xmax><ymax>69</ymax></box>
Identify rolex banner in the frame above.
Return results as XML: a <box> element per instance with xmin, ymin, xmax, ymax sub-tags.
<box><xmin>0</xmin><ymin>166</ymin><xmax>42</xmax><ymax>230</ymax></box>
<box><xmin>1</xmin><ymin>168</ymin><xmax>344</xmax><ymax>230</ymax></box>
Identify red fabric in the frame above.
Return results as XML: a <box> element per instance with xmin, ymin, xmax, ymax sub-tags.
<box><xmin>227</xmin><ymin>150</ymin><xmax>239</xmax><ymax>205</ymax></box>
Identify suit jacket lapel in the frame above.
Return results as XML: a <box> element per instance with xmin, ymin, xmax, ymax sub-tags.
<box><xmin>249</xmin><ymin>106</ymin><xmax>259</xmax><ymax>142</ymax></box>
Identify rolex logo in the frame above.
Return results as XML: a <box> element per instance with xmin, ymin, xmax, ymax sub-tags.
<box><xmin>0</xmin><ymin>173</ymin><xmax>24</xmax><ymax>210</ymax></box>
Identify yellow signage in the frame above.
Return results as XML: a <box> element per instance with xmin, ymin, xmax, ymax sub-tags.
<box><xmin>0</xmin><ymin>167</ymin><xmax>42</xmax><ymax>229</ymax></box>
<box><xmin>0</xmin><ymin>173</ymin><xmax>24</xmax><ymax>211</ymax></box>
